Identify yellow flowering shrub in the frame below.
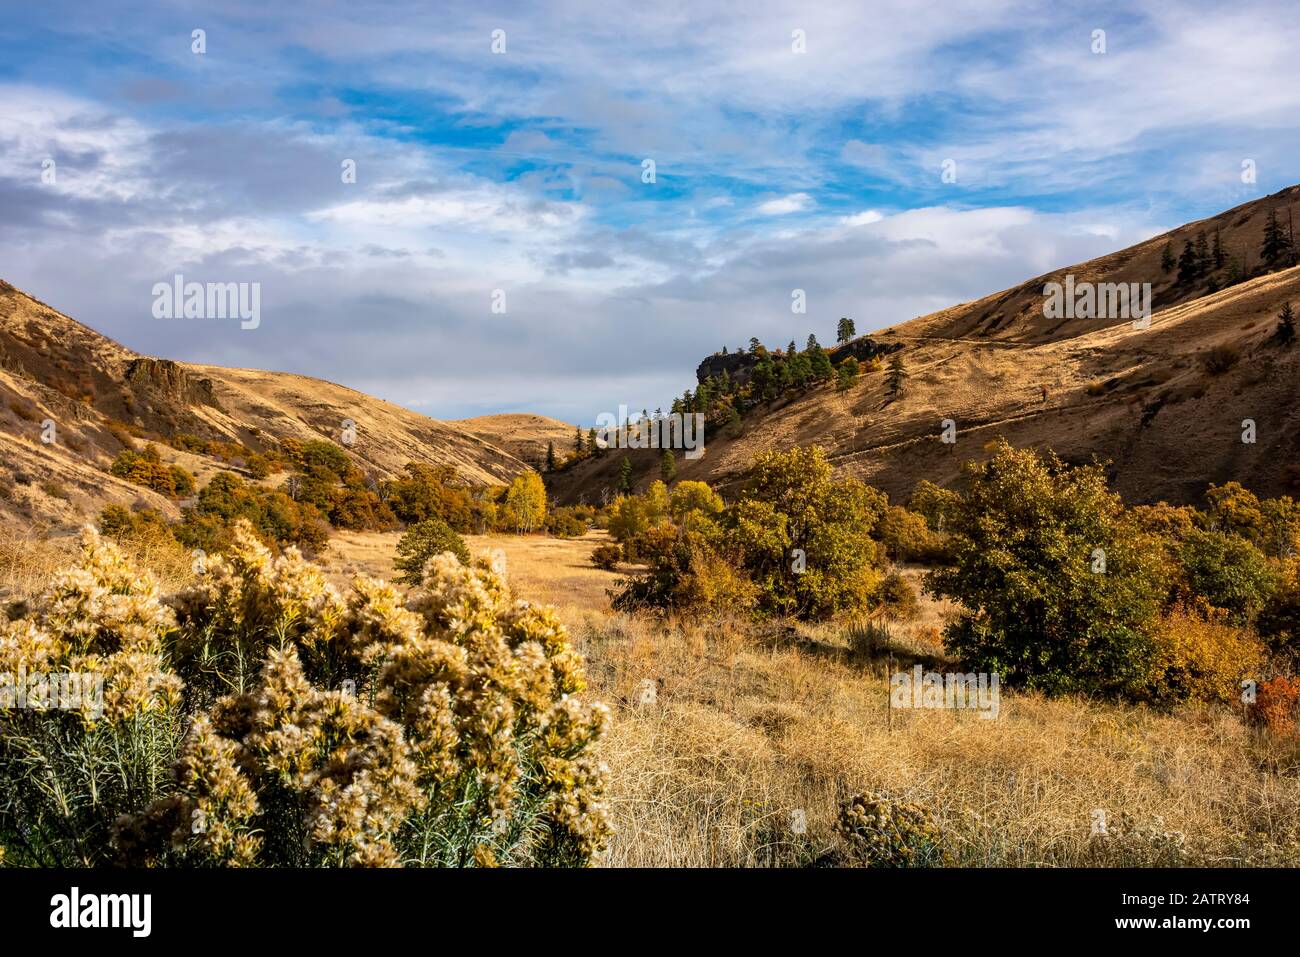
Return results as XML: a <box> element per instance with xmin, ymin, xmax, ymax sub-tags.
<box><xmin>2</xmin><ymin>522</ymin><xmax>609</xmax><ymax>867</ymax></box>
<box><xmin>0</xmin><ymin>529</ymin><xmax>182</xmax><ymax>865</ymax></box>
<box><xmin>120</xmin><ymin>520</ymin><xmax>610</xmax><ymax>867</ymax></box>
<box><xmin>837</xmin><ymin>792</ymin><xmax>952</xmax><ymax>867</ymax></box>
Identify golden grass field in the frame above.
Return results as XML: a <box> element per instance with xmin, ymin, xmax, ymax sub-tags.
<box><xmin>330</xmin><ymin>530</ymin><xmax>1300</xmax><ymax>867</ymax></box>
<box><xmin>6</xmin><ymin>527</ymin><xmax>1298</xmax><ymax>867</ymax></box>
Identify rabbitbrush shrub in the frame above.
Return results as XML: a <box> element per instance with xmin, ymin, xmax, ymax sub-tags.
<box><xmin>837</xmin><ymin>792</ymin><xmax>952</xmax><ymax>867</ymax></box>
<box><xmin>1</xmin><ymin>522</ymin><xmax>610</xmax><ymax>867</ymax></box>
<box><xmin>0</xmin><ymin>529</ymin><xmax>183</xmax><ymax>865</ymax></box>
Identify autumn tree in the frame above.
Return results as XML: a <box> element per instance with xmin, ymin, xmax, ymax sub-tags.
<box><xmin>505</xmin><ymin>472</ymin><xmax>547</xmax><ymax>533</ymax></box>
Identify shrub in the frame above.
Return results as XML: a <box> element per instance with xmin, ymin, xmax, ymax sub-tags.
<box><xmin>1147</xmin><ymin>605</ymin><xmax>1265</xmax><ymax>704</ymax></box>
<box><xmin>837</xmin><ymin>792</ymin><xmax>951</xmax><ymax>867</ymax></box>
<box><xmin>110</xmin><ymin>444</ymin><xmax>196</xmax><ymax>499</ymax></box>
<box><xmin>612</xmin><ymin>527</ymin><xmax>758</xmax><ymax>617</ymax></box>
<box><xmin>1176</xmin><ymin>528</ymin><xmax>1275</xmax><ymax>624</ymax></box>
<box><xmin>927</xmin><ymin>441</ymin><xmax>1169</xmax><ymax>698</ymax></box>
<box><xmin>40</xmin><ymin>481</ymin><xmax>69</xmax><ymax>501</ymax></box>
<box><xmin>876</xmin><ymin>505</ymin><xmax>945</xmax><ymax>563</ymax></box>
<box><xmin>117</xmin><ymin>523</ymin><xmax>610</xmax><ymax>867</ymax></box>
<box><xmin>0</xmin><ymin>530</ymin><xmax>183</xmax><ymax>866</ymax></box>
<box><xmin>1201</xmin><ymin>344</ymin><xmax>1241</xmax><ymax>375</ymax></box>
<box><xmin>246</xmin><ymin>453</ymin><xmax>271</xmax><ymax>480</ymax></box>
<box><xmin>1250</xmin><ymin>676</ymin><xmax>1300</xmax><ymax>737</ymax></box>
<box><xmin>174</xmin><ymin>471</ymin><xmax>329</xmax><ymax>554</ymax></box>
<box><xmin>544</xmin><ymin>507</ymin><xmax>586</xmax><ymax>539</ymax></box>
<box><xmin>383</xmin><ymin>463</ymin><xmax>475</xmax><ymax>531</ymax></box>
<box><xmin>393</xmin><ymin>518</ymin><xmax>471</xmax><ymax>585</ymax></box>
<box><xmin>1257</xmin><ymin>558</ymin><xmax>1300</xmax><ymax>656</ymax></box>
<box><xmin>874</xmin><ymin>571</ymin><xmax>918</xmax><ymax>622</ymax></box>
<box><xmin>721</xmin><ymin>446</ymin><xmax>886</xmax><ymax>620</ymax></box>
<box><xmin>590</xmin><ymin>543</ymin><xmax>621</xmax><ymax>571</ymax></box>
<box><xmin>98</xmin><ymin>504</ymin><xmax>177</xmax><ymax>546</ymax></box>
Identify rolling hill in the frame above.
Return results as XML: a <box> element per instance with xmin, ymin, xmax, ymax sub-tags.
<box><xmin>551</xmin><ymin>187</ymin><xmax>1300</xmax><ymax>507</ymax></box>
<box><xmin>0</xmin><ymin>281</ymin><xmax>537</xmax><ymax>531</ymax></box>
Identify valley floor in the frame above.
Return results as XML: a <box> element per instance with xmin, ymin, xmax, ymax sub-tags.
<box><xmin>5</xmin><ymin>527</ymin><xmax>1296</xmax><ymax>866</ymax></box>
<box><xmin>330</xmin><ymin>531</ymin><xmax>1300</xmax><ymax>867</ymax></box>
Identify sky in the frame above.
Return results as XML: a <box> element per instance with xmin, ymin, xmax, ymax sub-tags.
<box><xmin>2</xmin><ymin>0</ymin><xmax>1299</xmax><ymax>425</ymax></box>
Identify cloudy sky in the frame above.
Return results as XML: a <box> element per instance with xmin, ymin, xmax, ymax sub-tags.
<box><xmin>3</xmin><ymin>1</ymin><xmax>1299</xmax><ymax>424</ymax></box>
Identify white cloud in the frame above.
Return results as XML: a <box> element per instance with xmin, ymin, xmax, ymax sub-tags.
<box><xmin>757</xmin><ymin>192</ymin><xmax>813</xmax><ymax>215</ymax></box>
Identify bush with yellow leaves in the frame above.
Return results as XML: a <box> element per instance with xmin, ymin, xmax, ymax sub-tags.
<box><xmin>1147</xmin><ymin>604</ymin><xmax>1264</xmax><ymax>704</ymax></box>
<box><xmin>2</xmin><ymin>521</ymin><xmax>609</xmax><ymax>867</ymax></box>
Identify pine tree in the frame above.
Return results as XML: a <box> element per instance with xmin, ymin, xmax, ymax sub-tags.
<box><xmin>618</xmin><ymin>456</ymin><xmax>633</xmax><ymax>494</ymax></box>
<box><xmin>1193</xmin><ymin>231</ymin><xmax>1209</xmax><ymax>276</ymax></box>
<box><xmin>660</xmin><ymin>449</ymin><xmax>676</xmax><ymax>483</ymax></box>
<box><xmin>1160</xmin><ymin>241</ymin><xmax>1176</xmax><ymax>274</ymax></box>
<box><xmin>1277</xmin><ymin>301</ymin><xmax>1296</xmax><ymax>345</ymax></box>
<box><xmin>836</xmin><ymin>356</ymin><xmax>860</xmax><ymax>391</ymax></box>
<box><xmin>836</xmin><ymin>317</ymin><xmax>857</xmax><ymax>343</ymax></box>
<box><xmin>806</xmin><ymin>333</ymin><xmax>820</xmax><ymax>352</ymax></box>
<box><xmin>1177</xmin><ymin>239</ymin><xmax>1200</xmax><ymax>285</ymax></box>
<box><xmin>588</xmin><ymin>427</ymin><xmax>601</xmax><ymax>456</ymax></box>
<box><xmin>1212</xmin><ymin>228</ymin><xmax>1226</xmax><ymax>269</ymax></box>
<box><xmin>574</xmin><ymin>426</ymin><xmax>584</xmax><ymax>456</ymax></box>
<box><xmin>545</xmin><ymin>441</ymin><xmax>556</xmax><ymax>472</ymax></box>
<box><xmin>886</xmin><ymin>354</ymin><xmax>908</xmax><ymax>397</ymax></box>
<box><xmin>1262</xmin><ymin>209</ymin><xmax>1291</xmax><ymax>266</ymax></box>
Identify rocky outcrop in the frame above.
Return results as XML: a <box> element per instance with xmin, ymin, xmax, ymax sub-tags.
<box><xmin>125</xmin><ymin>358</ymin><xmax>219</xmax><ymax>407</ymax></box>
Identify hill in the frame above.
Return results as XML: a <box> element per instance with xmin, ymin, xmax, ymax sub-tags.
<box><xmin>550</xmin><ymin>187</ymin><xmax>1300</xmax><ymax>506</ymax></box>
<box><xmin>0</xmin><ymin>281</ymin><xmax>535</xmax><ymax>532</ymax></box>
<box><xmin>454</xmin><ymin>413</ymin><xmax>578</xmax><ymax>470</ymax></box>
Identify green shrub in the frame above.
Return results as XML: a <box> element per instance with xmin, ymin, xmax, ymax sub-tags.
<box><xmin>1176</xmin><ymin>528</ymin><xmax>1275</xmax><ymax>624</ymax></box>
<box><xmin>927</xmin><ymin>441</ymin><xmax>1168</xmax><ymax>698</ymax></box>
<box><xmin>393</xmin><ymin>518</ymin><xmax>471</xmax><ymax>585</ymax></box>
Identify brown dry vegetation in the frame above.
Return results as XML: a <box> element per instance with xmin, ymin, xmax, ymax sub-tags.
<box><xmin>5</xmin><ymin>521</ymin><xmax>1298</xmax><ymax>867</ymax></box>
<box><xmin>326</xmin><ymin>531</ymin><xmax>1298</xmax><ymax>868</ymax></box>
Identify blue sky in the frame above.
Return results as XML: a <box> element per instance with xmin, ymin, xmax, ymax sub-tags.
<box><xmin>2</xmin><ymin>0</ymin><xmax>1298</xmax><ymax>424</ymax></box>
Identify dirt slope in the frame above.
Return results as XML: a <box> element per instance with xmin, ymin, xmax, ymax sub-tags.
<box><xmin>454</xmin><ymin>413</ymin><xmax>578</xmax><ymax>470</ymax></box>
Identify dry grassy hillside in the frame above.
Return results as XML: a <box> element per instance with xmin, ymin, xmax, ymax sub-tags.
<box><xmin>0</xmin><ymin>280</ymin><xmax>536</xmax><ymax>531</ymax></box>
<box><xmin>553</xmin><ymin>192</ymin><xmax>1300</xmax><ymax>507</ymax></box>
<box><xmin>454</xmin><ymin>413</ymin><xmax>577</xmax><ymax>470</ymax></box>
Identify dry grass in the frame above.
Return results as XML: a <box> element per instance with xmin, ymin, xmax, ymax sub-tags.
<box><xmin>7</xmin><ymin>526</ymin><xmax>1298</xmax><ymax>868</ymax></box>
<box><xmin>0</xmin><ymin>528</ymin><xmax>194</xmax><ymax>602</ymax></box>
<box><xmin>422</xmin><ymin>534</ymin><xmax>1300</xmax><ymax>867</ymax></box>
